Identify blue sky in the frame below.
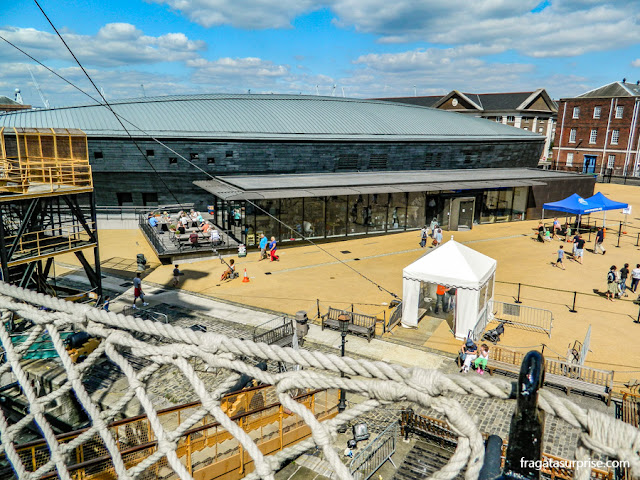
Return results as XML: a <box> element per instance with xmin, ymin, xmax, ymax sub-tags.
<box><xmin>1</xmin><ymin>0</ymin><xmax>640</xmax><ymax>106</ymax></box>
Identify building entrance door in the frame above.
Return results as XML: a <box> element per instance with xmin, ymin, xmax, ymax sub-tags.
<box><xmin>582</xmin><ymin>155</ymin><xmax>596</xmax><ymax>174</ymax></box>
<box><xmin>457</xmin><ymin>199</ymin><xmax>475</xmax><ymax>230</ymax></box>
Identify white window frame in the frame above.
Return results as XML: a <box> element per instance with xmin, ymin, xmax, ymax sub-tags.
<box><xmin>615</xmin><ymin>106</ymin><xmax>624</xmax><ymax>118</ymax></box>
<box><xmin>607</xmin><ymin>154</ymin><xmax>615</xmax><ymax>169</ymax></box>
<box><xmin>566</xmin><ymin>153</ymin><xmax>574</xmax><ymax>166</ymax></box>
<box><xmin>507</xmin><ymin>116</ymin><xmax>515</xmax><ymax>122</ymax></box>
<box><xmin>572</xmin><ymin>107</ymin><xmax>580</xmax><ymax>119</ymax></box>
<box><xmin>589</xmin><ymin>129</ymin><xmax>597</xmax><ymax>144</ymax></box>
<box><xmin>569</xmin><ymin>129</ymin><xmax>577</xmax><ymax>143</ymax></box>
<box><xmin>611</xmin><ymin>129</ymin><xmax>620</xmax><ymax>145</ymax></box>
<box><xmin>593</xmin><ymin>106</ymin><xmax>601</xmax><ymax>119</ymax></box>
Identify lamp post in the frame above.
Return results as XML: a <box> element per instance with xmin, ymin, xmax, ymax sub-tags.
<box><xmin>337</xmin><ymin>314</ymin><xmax>350</xmax><ymax>432</ymax></box>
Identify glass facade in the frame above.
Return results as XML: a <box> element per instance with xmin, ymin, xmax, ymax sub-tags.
<box><xmin>213</xmin><ymin>187</ymin><xmax>530</xmax><ymax>245</ymax></box>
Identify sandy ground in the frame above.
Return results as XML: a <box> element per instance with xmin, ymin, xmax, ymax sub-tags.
<box><xmin>55</xmin><ymin>183</ymin><xmax>640</xmax><ymax>389</ymax></box>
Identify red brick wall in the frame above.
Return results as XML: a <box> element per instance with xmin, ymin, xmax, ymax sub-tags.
<box><xmin>553</xmin><ymin>97</ymin><xmax>640</xmax><ymax>175</ymax></box>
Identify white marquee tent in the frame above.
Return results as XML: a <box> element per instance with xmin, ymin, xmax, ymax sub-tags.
<box><xmin>401</xmin><ymin>240</ymin><xmax>497</xmax><ymax>339</ymax></box>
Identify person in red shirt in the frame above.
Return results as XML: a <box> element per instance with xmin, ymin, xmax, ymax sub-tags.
<box><xmin>435</xmin><ymin>284</ymin><xmax>448</xmax><ymax>314</ymax></box>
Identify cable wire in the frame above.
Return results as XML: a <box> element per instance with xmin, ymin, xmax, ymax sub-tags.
<box><xmin>10</xmin><ymin>7</ymin><xmax>400</xmax><ymax>299</ymax></box>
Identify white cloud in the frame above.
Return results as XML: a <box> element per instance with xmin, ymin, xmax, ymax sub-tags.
<box><xmin>149</xmin><ymin>0</ymin><xmax>318</xmax><ymax>29</ymax></box>
<box><xmin>0</xmin><ymin>24</ymin><xmax>205</xmax><ymax>67</ymax></box>
<box><xmin>187</xmin><ymin>57</ymin><xmax>290</xmax><ymax>90</ymax></box>
<box><xmin>633</xmin><ymin>59</ymin><xmax>640</xmax><ymax>68</ymax></box>
<box><xmin>151</xmin><ymin>0</ymin><xmax>640</xmax><ymax>59</ymax></box>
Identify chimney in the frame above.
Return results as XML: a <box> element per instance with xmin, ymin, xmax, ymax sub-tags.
<box><xmin>623</xmin><ymin>77</ymin><xmax>627</xmax><ymax>83</ymax></box>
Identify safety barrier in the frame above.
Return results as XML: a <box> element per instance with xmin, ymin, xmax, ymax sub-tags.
<box><xmin>121</xmin><ymin>306</ymin><xmax>169</xmax><ymax>324</ymax></box>
<box><xmin>489</xmin><ymin>300</ymin><xmax>553</xmax><ymax>337</ymax></box>
<box><xmin>349</xmin><ymin>421</ymin><xmax>398</xmax><ymax>480</ymax></box>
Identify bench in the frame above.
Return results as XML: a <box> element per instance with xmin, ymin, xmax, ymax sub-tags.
<box><xmin>321</xmin><ymin>307</ymin><xmax>376</xmax><ymax>342</ymax></box>
<box><xmin>486</xmin><ymin>345</ymin><xmax>613</xmax><ymax>405</ymax></box>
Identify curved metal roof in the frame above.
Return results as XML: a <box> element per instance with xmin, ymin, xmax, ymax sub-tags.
<box><xmin>0</xmin><ymin>94</ymin><xmax>544</xmax><ymax>142</ymax></box>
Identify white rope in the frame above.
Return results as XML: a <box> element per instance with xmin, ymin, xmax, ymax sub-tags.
<box><xmin>0</xmin><ymin>282</ymin><xmax>637</xmax><ymax>480</ymax></box>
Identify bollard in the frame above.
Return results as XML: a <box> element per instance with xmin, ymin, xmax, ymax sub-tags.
<box><xmin>616</xmin><ymin>221</ymin><xmax>622</xmax><ymax>247</ymax></box>
<box><xmin>316</xmin><ymin>299</ymin><xmax>320</xmax><ymax>319</ymax></box>
<box><xmin>569</xmin><ymin>291</ymin><xmax>577</xmax><ymax>313</ymax></box>
<box><xmin>515</xmin><ymin>283</ymin><xmax>522</xmax><ymax>304</ymax></box>
<box><xmin>588</xmin><ymin>218</ymin><xmax>592</xmax><ymax>242</ymax></box>
<box><xmin>636</xmin><ymin>232</ymin><xmax>639</xmax><ymax>247</ymax></box>
<box><xmin>383</xmin><ymin>310</ymin><xmax>387</xmax><ymax>333</ymax></box>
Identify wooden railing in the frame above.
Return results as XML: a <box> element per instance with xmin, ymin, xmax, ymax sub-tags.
<box><xmin>7</xmin><ymin>386</ymin><xmax>338</xmax><ymax>480</ymax></box>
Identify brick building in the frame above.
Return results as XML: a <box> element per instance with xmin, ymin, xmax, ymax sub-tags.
<box><xmin>375</xmin><ymin>89</ymin><xmax>557</xmax><ymax>164</ymax></box>
<box><xmin>553</xmin><ymin>81</ymin><xmax>640</xmax><ymax>176</ymax></box>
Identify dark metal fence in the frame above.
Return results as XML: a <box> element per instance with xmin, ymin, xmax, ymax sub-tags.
<box><xmin>349</xmin><ymin>421</ymin><xmax>398</xmax><ymax>480</ymax></box>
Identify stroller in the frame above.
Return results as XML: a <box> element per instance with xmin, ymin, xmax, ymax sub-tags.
<box><xmin>483</xmin><ymin>322</ymin><xmax>506</xmax><ymax>344</ymax></box>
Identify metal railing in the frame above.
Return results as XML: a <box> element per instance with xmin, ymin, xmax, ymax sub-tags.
<box><xmin>471</xmin><ymin>306</ymin><xmax>490</xmax><ymax>342</ymax></box>
<box><xmin>386</xmin><ymin>301</ymin><xmax>403</xmax><ymax>331</ymax></box>
<box><xmin>121</xmin><ymin>306</ymin><xmax>169</xmax><ymax>324</ymax></box>
<box><xmin>489</xmin><ymin>300</ymin><xmax>553</xmax><ymax>337</ymax></box>
<box><xmin>349</xmin><ymin>422</ymin><xmax>398</xmax><ymax>480</ymax></box>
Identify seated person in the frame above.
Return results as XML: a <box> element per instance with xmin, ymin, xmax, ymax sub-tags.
<box><xmin>473</xmin><ymin>344</ymin><xmax>490</xmax><ymax>374</ymax></box>
<box><xmin>459</xmin><ymin>338</ymin><xmax>478</xmax><ymax>373</ymax></box>
<box><xmin>177</xmin><ymin>224</ymin><xmax>186</xmax><ymax>235</ymax></box>
<box><xmin>196</xmin><ymin>212</ymin><xmax>204</xmax><ymax>223</ymax></box>
<box><xmin>201</xmin><ymin>221</ymin><xmax>212</xmax><ymax>233</ymax></box>
<box><xmin>189</xmin><ymin>231</ymin><xmax>199</xmax><ymax>247</ymax></box>
<box><xmin>221</xmin><ymin>259</ymin><xmax>235</xmax><ymax>280</ymax></box>
<box><xmin>148</xmin><ymin>215</ymin><xmax>158</xmax><ymax>228</ymax></box>
<box><xmin>210</xmin><ymin>229</ymin><xmax>222</xmax><ymax>246</ymax></box>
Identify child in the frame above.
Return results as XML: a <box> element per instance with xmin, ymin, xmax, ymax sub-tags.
<box><xmin>102</xmin><ymin>296</ymin><xmax>110</xmax><ymax>312</ymax></box>
<box><xmin>172</xmin><ymin>264</ymin><xmax>181</xmax><ymax>287</ymax></box>
<box><xmin>554</xmin><ymin>245</ymin><xmax>566</xmax><ymax>270</ymax></box>
<box><xmin>474</xmin><ymin>344</ymin><xmax>490</xmax><ymax>374</ymax></box>
<box><xmin>565</xmin><ymin>224</ymin><xmax>572</xmax><ymax>242</ymax></box>
<box><xmin>543</xmin><ymin>229</ymin><xmax>551</xmax><ymax>242</ymax></box>
<box><xmin>221</xmin><ymin>259</ymin><xmax>235</xmax><ymax>281</ymax></box>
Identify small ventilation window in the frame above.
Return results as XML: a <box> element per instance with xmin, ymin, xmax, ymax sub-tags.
<box><xmin>463</xmin><ymin>154</ymin><xmax>473</xmax><ymax>164</ymax></box>
<box><xmin>207</xmin><ymin>157</ymin><xmax>215</xmax><ymax>164</ymax></box>
<box><xmin>94</xmin><ymin>151</ymin><xmax>103</xmax><ymax>159</ymax></box>
<box><xmin>190</xmin><ymin>153</ymin><xmax>199</xmax><ymax>160</ymax></box>
<box><xmin>336</xmin><ymin>154</ymin><xmax>359</xmax><ymax>170</ymax></box>
<box><xmin>424</xmin><ymin>152</ymin><xmax>442</xmax><ymax>168</ymax></box>
<box><xmin>226</xmin><ymin>150</ymin><xmax>234</xmax><ymax>158</ymax></box>
<box><xmin>146</xmin><ymin>149</ymin><xmax>154</xmax><ymax>157</ymax></box>
<box><xmin>369</xmin><ymin>154</ymin><xmax>388</xmax><ymax>169</ymax></box>
<box><xmin>169</xmin><ymin>157</ymin><xmax>177</xmax><ymax>165</ymax></box>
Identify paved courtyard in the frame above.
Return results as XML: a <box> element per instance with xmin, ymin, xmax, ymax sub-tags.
<box><xmin>56</xmin><ymin>182</ymin><xmax>640</xmax><ymax>391</ymax></box>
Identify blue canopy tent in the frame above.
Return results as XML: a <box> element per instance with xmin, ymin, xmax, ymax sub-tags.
<box><xmin>542</xmin><ymin>193</ymin><xmax>603</xmax><ymax>217</ymax></box>
<box><xmin>585</xmin><ymin>192</ymin><xmax>628</xmax><ymax>226</ymax></box>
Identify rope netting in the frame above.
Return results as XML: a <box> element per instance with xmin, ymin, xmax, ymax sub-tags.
<box><xmin>0</xmin><ymin>281</ymin><xmax>638</xmax><ymax>480</ymax></box>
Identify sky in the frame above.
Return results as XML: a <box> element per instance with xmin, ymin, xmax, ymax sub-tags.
<box><xmin>1</xmin><ymin>0</ymin><xmax>640</xmax><ymax>107</ymax></box>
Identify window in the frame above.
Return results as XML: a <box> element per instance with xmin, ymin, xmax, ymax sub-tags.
<box><xmin>566</xmin><ymin>153</ymin><xmax>574</xmax><ymax>166</ymax></box>
<box><xmin>93</xmin><ymin>151</ymin><xmax>103</xmax><ymax>159</ymax></box>
<box><xmin>495</xmin><ymin>117</ymin><xmax>502</xmax><ymax>122</ymax></box>
<box><xmin>336</xmin><ymin>154</ymin><xmax>359</xmax><ymax>171</ymax></box>
<box><xmin>607</xmin><ymin>154</ymin><xmax>615</xmax><ymax>169</ymax></box>
<box><xmin>146</xmin><ymin>149</ymin><xmax>154</xmax><ymax>157</ymax></box>
<box><xmin>569</xmin><ymin>129</ymin><xmax>577</xmax><ymax>143</ymax></box>
<box><xmin>207</xmin><ymin>157</ymin><xmax>215</xmax><ymax>164</ymax></box>
<box><xmin>611</xmin><ymin>129</ymin><xmax>620</xmax><ymax>145</ymax></box>
<box><xmin>507</xmin><ymin>116</ymin><xmax>515</xmax><ymax>122</ymax></box>
<box><xmin>116</xmin><ymin>192</ymin><xmax>133</xmax><ymax>206</ymax></box>
<box><xmin>142</xmin><ymin>192</ymin><xmax>158</xmax><ymax>206</ymax></box>
<box><xmin>572</xmin><ymin>107</ymin><xmax>580</xmax><ymax>119</ymax></box>
<box><xmin>226</xmin><ymin>150</ymin><xmax>233</xmax><ymax>158</ymax></box>
<box><xmin>523</xmin><ymin>117</ymin><xmax>530</xmax><ymax>123</ymax></box>
<box><xmin>523</xmin><ymin>127</ymin><xmax>528</xmax><ymax>131</ymax></box>
<box><xmin>589</xmin><ymin>129</ymin><xmax>597</xmax><ymax>144</ymax></box>
<box><xmin>190</xmin><ymin>153</ymin><xmax>199</xmax><ymax>160</ymax></box>
<box><xmin>169</xmin><ymin>157</ymin><xmax>177</xmax><ymax>165</ymax></box>
<box><xmin>538</xmin><ymin>127</ymin><xmax>543</xmax><ymax>133</ymax></box>
<box><xmin>593</xmin><ymin>107</ymin><xmax>601</xmax><ymax>119</ymax></box>
<box><xmin>615</xmin><ymin>106</ymin><xmax>624</xmax><ymax>118</ymax></box>
<box><xmin>369</xmin><ymin>154</ymin><xmax>388</xmax><ymax>169</ymax></box>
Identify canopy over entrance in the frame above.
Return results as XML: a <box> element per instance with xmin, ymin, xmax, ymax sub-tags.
<box><xmin>402</xmin><ymin>240</ymin><xmax>497</xmax><ymax>338</ymax></box>
<box><xmin>542</xmin><ymin>193</ymin><xmax>602</xmax><ymax>215</ymax></box>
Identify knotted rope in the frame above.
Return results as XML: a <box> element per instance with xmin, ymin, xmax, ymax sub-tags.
<box><xmin>0</xmin><ymin>282</ymin><xmax>637</xmax><ymax>480</ymax></box>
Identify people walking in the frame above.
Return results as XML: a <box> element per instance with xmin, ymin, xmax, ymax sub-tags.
<box><xmin>434</xmin><ymin>226</ymin><xmax>443</xmax><ymax>247</ymax></box>
<box><xmin>552</xmin><ymin>217</ymin><xmax>561</xmax><ymax>240</ymax></box>
<box><xmin>594</xmin><ymin>227</ymin><xmax>606</xmax><ymax>255</ymax></box>
<box><xmin>574</xmin><ymin>235</ymin><xmax>585</xmax><ymax>264</ymax></box>
<box><xmin>553</xmin><ymin>245</ymin><xmax>566</xmax><ymax>270</ymax></box>
<box><xmin>258</xmin><ymin>233</ymin><xmax>268</xmax><ymax>260</ymax></box>
<box><xmin>132</xmin><ymin>272</ymin><xmax>149</xmax><ymax>308</ymax></box>
<box><xmin>268</xmin><ymin>236</ymin><xmax>279</xmax><ymax>262</ymax></box>
<box><xmin>631</xmin><ymin>264</ymin><xmax>640</xmax><ymax>293</ymax></box>
<box><xmin>620</xmin><ymin>263</ymin><xmax>630</xmax><ymax>297</ymax></box>
<box><xmin>419</xmin><ymin>226</ymin><xmax>429</xmax><ymax>248</ymax></box>
<box><xmin>606</xmin><ymin>266</ymin><xmax>617</xmax><ymax>302</ymax></box>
